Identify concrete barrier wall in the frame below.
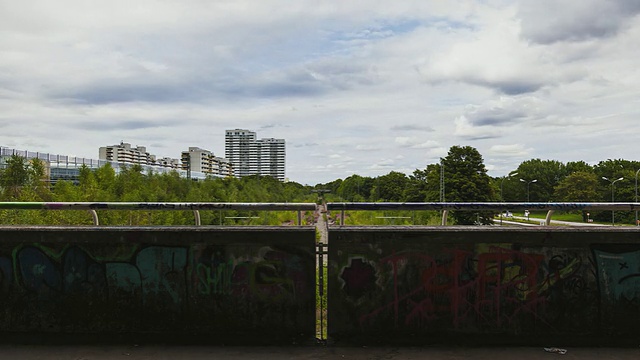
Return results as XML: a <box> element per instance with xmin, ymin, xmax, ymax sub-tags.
<box><xmin>0</xmin><ymin>227</ymin><xmax>316</xmax><ymax>344</ymax></box>
<box><xmin>328</xmin><ymin>227</ymin><xmax>640</xmax><ymax>345</ymax></box>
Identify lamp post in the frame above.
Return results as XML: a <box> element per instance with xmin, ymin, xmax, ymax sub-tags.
<box><xmin>602</xmin><ymin>176</ymin><xmax>624</xmax><ymax>226</ymax></box>
<box><xmin>519</xmin><ymin>178</ymin><xmax>537</xmax><ymax>202</ymax></box>
<box><xmin>635</xmin><ymin>169</ymin><xmax>640</xmax><ymax>226</ymax></box>
<box><xmin>500</xmin><ymin>172</ymin><xmax>518</xmax><ymax>226</ymax></box>
<box><xmin>500</xmin><ymin>172</ymin><xmax>518</xmax><ymax>201</ymax></box>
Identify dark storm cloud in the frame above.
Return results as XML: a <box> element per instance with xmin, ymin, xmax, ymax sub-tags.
<box><xmin>519</xmin><ymin>0</ymin><xmax>640</xmax><ymax>44</ymax></box>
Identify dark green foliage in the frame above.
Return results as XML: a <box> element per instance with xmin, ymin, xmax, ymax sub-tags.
<box><xmin>3</xmin><ymin>150</ymin><xmax>640</xmax><ymax>226</ymax></box>
<box><xmin>0</xmin><ymin>156</ymin><xmax>315</xmax><ymax>225</ymax></box>
<box><xmin>441</xmin><ymin>146</ymin><xmax>494</xmax><ymax>224</ymax></box>
<box><xmin>553</xmin><ymin>171</ymin><xmax>599</xmax><ymax>202</ymax></box>
<box><xmin>514</xmin><ymin>159</ymin><xmax>566</xmax><ymax>201</ymax></box>
<box><xmin>404</xmin><ymin>169</ymin><xmax>429</xmax><ymax>202</ymax></box>
<box><xmin>370</xmin><ymin>171</ymin><xmax>409</xmax><ymax>202</ymax></box>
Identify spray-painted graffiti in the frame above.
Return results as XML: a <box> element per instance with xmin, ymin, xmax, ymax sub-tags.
<box><xmin>0</xmin><ymin>232</ymin><xmax>315</xmax><ymax>338</ymax></box>
<box><xmin>593</xmin><ymin>249</ymin><xmax>640</xmax><ymax>303</ymax></box>
<box><xmin>192</xmin><ymin>246</ymin><xmax>307</xmax><ymax>302</ymax></box>
<box><xmin>14</xmin><ymin>245</ymin><xmax>187</xmax><ymax>306</ymax></box>
<box><xmin>336</xmin><ymin>244</ymin><xmax>595</xmax><ymax>333</ymax></box>
<box><xmin>593</xmin><ymin>246</ymin><xmax>640</xmax><ymax>334</ymax></box>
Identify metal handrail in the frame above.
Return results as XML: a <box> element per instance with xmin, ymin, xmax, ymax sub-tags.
<box><xmin>0</xmin><ymin>202</ymin><xmax>317</xmax><ymax>226</ymax></box>
<box><xmin>327</xmin><ymin>202</ymin><xmax>640</xmax><ymax>226</ymax></box>
<box><xmin>327</xmin><ymin>202</ymin><xmax>640</xmax><ymax>211</ymax></box>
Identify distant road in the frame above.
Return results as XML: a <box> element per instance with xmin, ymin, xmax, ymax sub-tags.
<box><xmin>496</xmin><ymin>215</ymin><xmax>612</xmax><ymax>227</ymax></box>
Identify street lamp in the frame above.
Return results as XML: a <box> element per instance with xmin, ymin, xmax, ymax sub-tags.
<box><xmin>499</xmin><ymin>172</ymin><xmax>518</xmax><ymax>226</ymax></box>
<box><xmin>602</xmin><ymin>176</ymin><xmax>624</xmax><ymax>226</ymax></box>
<box><xmin>519</xmin><ymin>178</ymin><xmax>537</xmax><ymax>202</ymax></box>
<box><xmin>635</xmin><ymin>169</ymin><xmax>640</xmax><ymax>226</ymax></box>
<box><xmin>500</xmin><ymin>172</ymin><xmax>518</xmax><ymax>201</ymax></box>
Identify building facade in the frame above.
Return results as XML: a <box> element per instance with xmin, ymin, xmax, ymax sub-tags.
<box><xmin>225</xmin><ymin>129</ymin><xmax>285</xmax><ymax>181</ymax></box>
<box><xmin>225</xmin><ymin>129</ymin><xmax>256</xmax><ymax>178</ymax></box>
<box><xmin>1</xmin><ymin>146</ymin><xmax>190</xmax><ymax>185</ymax></box>
<box><xmin>181</xmin><ymin>147</ymin><xmax>234</xmax><ymax>178</ymax></box>
<box><xmin>99</xmin><ymin>142</ymin><xmax>172</xmax><ymax>167</ymax></box>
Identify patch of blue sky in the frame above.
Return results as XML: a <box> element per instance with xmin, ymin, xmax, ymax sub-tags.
<box><xmin>328</xmin><ymin>19</ymin><xmax>421</xmax><ymax>43</ymax></box>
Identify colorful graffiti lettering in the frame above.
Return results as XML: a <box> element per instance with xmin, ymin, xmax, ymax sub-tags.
<box><xmin>338</xmin><ymin>245</ymin><xmax>588</xmax><ymax>330</ymax></box>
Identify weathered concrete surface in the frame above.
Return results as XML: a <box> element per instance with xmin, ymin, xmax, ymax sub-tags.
<box><xmin>328</xmin><ymin>226</ymin><xmax>640</xmax><ymax>346</ymax></box>
<box><xmin>0</xmin><ymin>345</ymin><xmax>638</xmax><ymax>359</ymax></box>
<box><xmin>0</xmin><ymin>226</ymin><xmax>316</xmax><ymax>344</ymax></box>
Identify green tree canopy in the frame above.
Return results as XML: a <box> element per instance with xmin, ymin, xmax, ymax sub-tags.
<box><xmin>514</xmin><ymin>159</ymin><xmax>566</xmax><ymax>201</ymax></box>
<box><xmin>441</xmin><ymin>146</ymin><xmax>494</xmax><ymax>224</ymax></box>
<box><xmin>553</xmin><ymin>171</ymin><xmax>599</xmax><ymax>201</ymax></box>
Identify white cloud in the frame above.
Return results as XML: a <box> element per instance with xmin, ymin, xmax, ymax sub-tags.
<box><xmin>487</xmin><ymin>144</ymin><xmax>533</xmax><ymax>157</ymax></box>
<box><xmin>395</xmin><ymin>137</ymin><xmax>440</xmax><ymax>149</ymax></box>
<box><xmin>1</xmin><ymin>0</ymin><xmax>639</xmax><ymax>185</ymax></box>
<box><xmin>453</xmin><ymin>116</ymin><xmax>502</xmax><ymax>140</ymax></box>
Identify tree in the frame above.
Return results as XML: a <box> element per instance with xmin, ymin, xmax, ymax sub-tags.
<box><xmin>553</xmin><ymin>171</ymin><xmax>599</xmax><ymax>201</ymax></box>
<box><xmin>404</xmin><ymin>169</ymin><xmax>429</xmax><ymax>202</ymax></box>
<box><xmin>514</xmin><ymin>159</ymin><xmax>566</xmax><ymax>201</ymax></box>
<box><xmin>441</xmin><ymin>146</ymin><xmax>494</xmax><ymax>224</ymax></box>
<box><xmin>565</xmin><ymin>161</ymin><xmax>594</xmax><ymax>175</ymax></box>
<box><xmin>593</xmin><ymin>159</ymin><xmax>640</xmax><ymax>224</ymax></box>
<box><xmin>0</xmin><ymin>154</ymin><xmax>30</xmax><ymax>199</ymax></box>
<box><xmin>371</xmin><ymin>171</ymin><xmax>409</xmax><ymax>202</ymax></box>
<box><xmin>553</xmin><ymin>171</ymin><xmax>599</xmax><ymax>222</ymax></box>
<box><xmin>337</xmin><ymin>175</ymin><xmax>370</xmax><ymax>201</ymax></box>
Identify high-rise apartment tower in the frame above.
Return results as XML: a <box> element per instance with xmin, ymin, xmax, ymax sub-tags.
<box><xmin>225</xmin><ymin>129</ymin><xmax>285</xmax><ymax>181</ymax></box>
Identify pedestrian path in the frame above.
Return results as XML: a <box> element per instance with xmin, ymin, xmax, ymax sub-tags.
<box><xmin>0</xmin><ymin>345</ymin><xmax>638</xmax><ymax>359</ymax></box>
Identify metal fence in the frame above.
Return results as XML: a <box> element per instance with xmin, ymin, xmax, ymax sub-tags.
<box><xmin>0</xmin><ymin>202</ymin><xmax>317</xmax><ymax>226</ymax></box>
<box><xmin>0</xmin><ymin>146</ymin><xmax>215</xmax><ymax>182</ymax></box>
<box><xmin>327</xmin><ymin>202</ymin><xmax>640</xmax><ymax>225</ymax></box>
<box><xmin>1</xmin><ymin>202</ymin><xmax>638</xmax><ymax>226</ymax></box>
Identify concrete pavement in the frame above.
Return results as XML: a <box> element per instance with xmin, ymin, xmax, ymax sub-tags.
<box><xmin>0</xmin><ymin>345</ymin><xmax>638</xmax><ymax>359</ymax></box>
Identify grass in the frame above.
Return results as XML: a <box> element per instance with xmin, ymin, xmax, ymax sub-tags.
<box><xmin>316</xmin><ymin>264</ymin><xmax>328</xmax><ymax>340</ymax></box>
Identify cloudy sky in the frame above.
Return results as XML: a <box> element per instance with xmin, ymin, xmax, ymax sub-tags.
<box><xmin>1</xmin><ymin>0</ymin><xmax>639</xmax><ymax>185</ymax></box>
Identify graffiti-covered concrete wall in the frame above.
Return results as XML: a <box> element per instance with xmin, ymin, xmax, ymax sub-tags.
<box><xmin>0</xmin><ymin>227</ymin><xmax>316</xmax><ymax>344</ymax></box>
<box><xmin>328</xmin><ymin>227</ymin><xmax>640</xmax><ymax>345</ymax></box>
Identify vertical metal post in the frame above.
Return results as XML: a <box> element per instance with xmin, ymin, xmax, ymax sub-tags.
<box><xmin>297</xmin><ymin>210</ymin><xmax>302</xmax><ymax>226</ymax></box>
<box><xmin>340</xmin><ymin>209</ymin><xmax>345</xmax><ymax>226</ymax></box>
<box><xmin>89</xmin><ymin>210</ymin><xmax>99</xmax><ymax>226</ymax></box>
<box><xmin>545</xmin><ymin>210</ymin><xmax>554</xmax><ymax>226</ymax></box>
<box><xmin>635</xmin><ymin>169</ymin><xmax>639</xmax><ymax>226</ymax></box>
<box><xmin>193</xmin><ymin>210</ymin><xmax>201</xmax><ymax>226</ymax></box>
<box><xmin>317</xmin><ymin>241</ymin><xmax>325</xmax><ymax>341</ymax></box>
<box><xmin>441</xmin><ymin>209</ymin><xmax>448</xmax><ymax>226</ymax></box>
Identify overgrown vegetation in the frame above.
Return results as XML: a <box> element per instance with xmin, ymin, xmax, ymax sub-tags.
<box><xmin>0</xmin><ymin>155</ymin><xmax>316</xmax><ymax>225</ymax></box>
<box><xmin>2</xmin><ymin>145</ymin><xmax>640</xmax><ymax>225</ymax></box>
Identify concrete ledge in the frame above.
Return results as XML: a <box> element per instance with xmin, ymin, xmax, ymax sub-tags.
<box><xmin>0</xmin><ymin>226</ymin><xmax>316</xmax><ymax>345</ymax></box>
<box><xmin>328</xmin><ymin>227</ymin><xmax>640</xmax><ymax>345</ymax></box>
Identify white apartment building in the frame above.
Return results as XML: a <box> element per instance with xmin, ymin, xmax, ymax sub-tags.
<box><xmin>181</xmin><ymin>147</ymin><xmax>234</xmax><ymax>178</ymax></box>
<box><xmin>99</xmin><ymin>142</ymin><xmax>160</xmax><ymax>166</ymax></box>
<box><xmin>256</xmin><ymin>138</ymin><xmax>285</xmax><ymax>181</ymax></box>
<box><xmin>225</xmin><ymin>129</ymin><xmax>285</xmax><ymax>181</ymax></box>
<box><xmin>157</xmin><ymin>157</ymin><xmax>181</xmax><ymax>169</ymax></box>
<box><xmin>225</xmin><ymin>129</ymin><xmax>256</xmax><ymax>178</ymax></box>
